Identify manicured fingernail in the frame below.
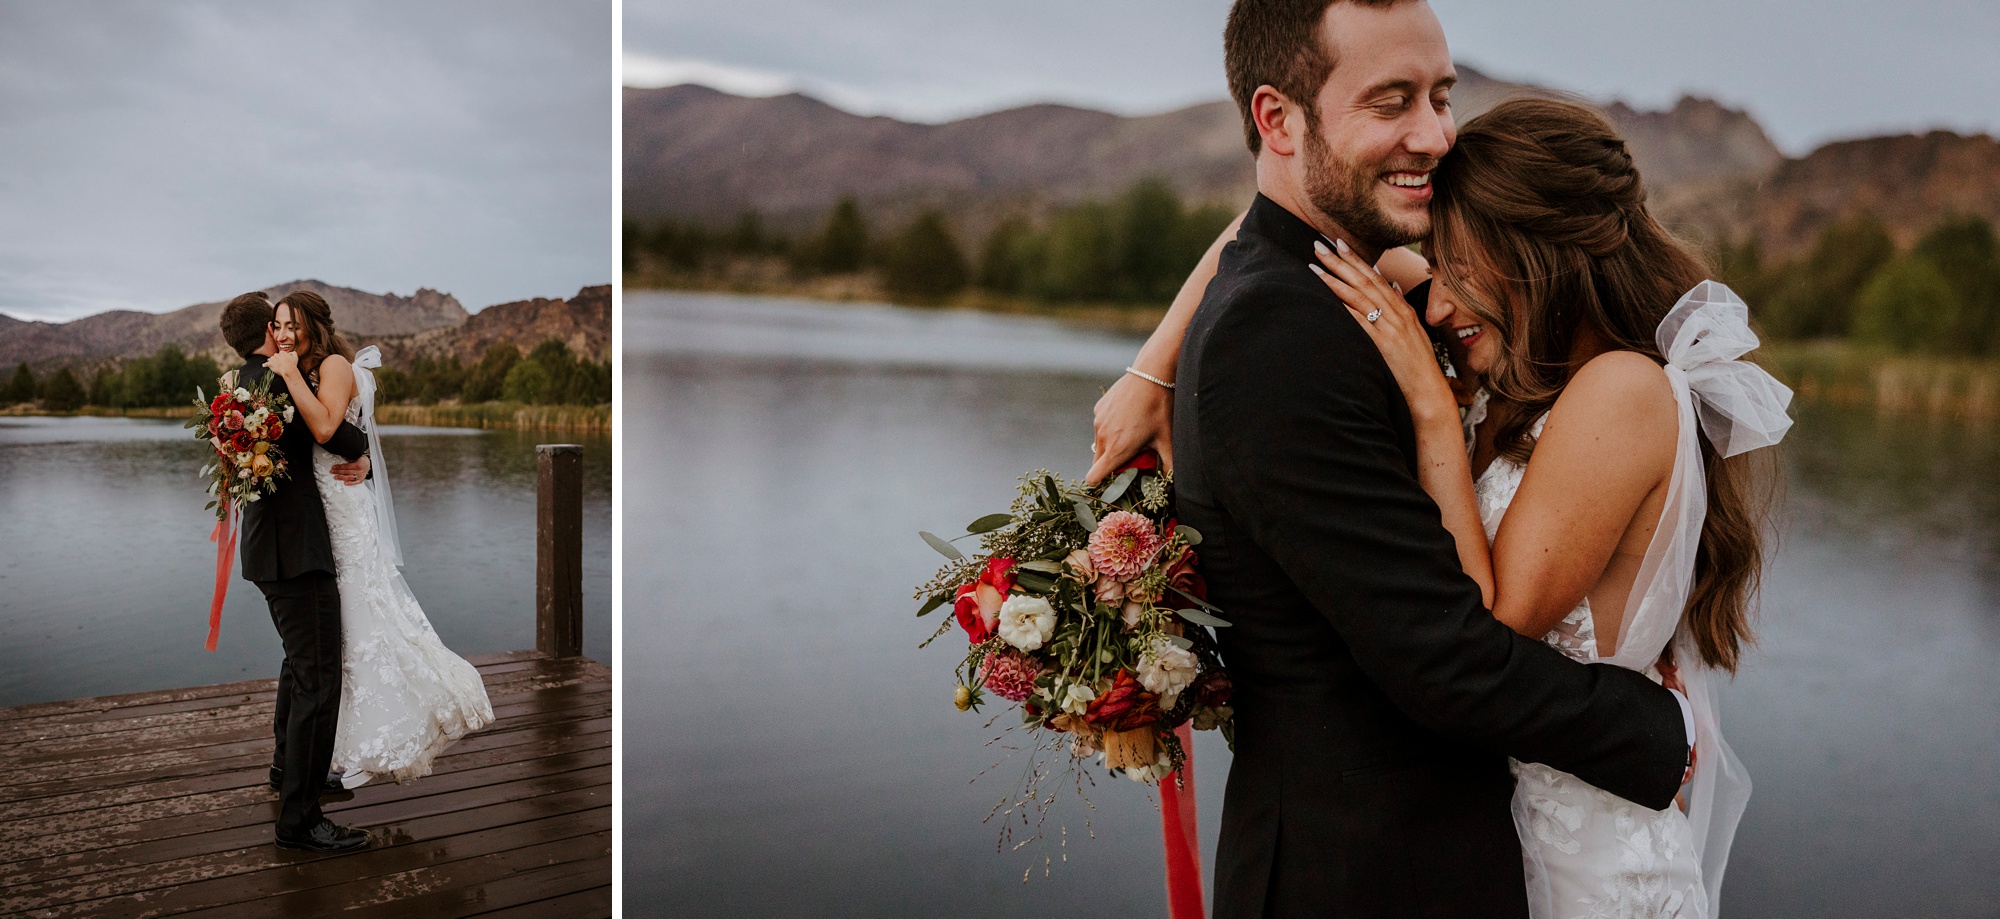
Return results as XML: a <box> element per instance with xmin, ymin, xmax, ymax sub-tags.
<box><xmin>1309</xmin><ymin>263</ymin><xmax>1326</xmax><ymax>276</ymax></box>
<box><xmin>1335</xmin><ymin>239</ymin><xmax>1350</xmax><ymax>255</ymax></box>
<box><xmin>1313</xmin><ymin>240</ymin><xmax>1331</xmax><ymax>257</ymax></box>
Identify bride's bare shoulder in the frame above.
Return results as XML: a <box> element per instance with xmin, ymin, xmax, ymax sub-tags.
<box><xmin>318</xmin><ymin>352</ymin><xmax>354</xmax><ymax>380</ymax></box>
<box><xmin>1540</xmin><ymin>350</ymin><xmax>1678</xmax><ymax>468</ymax></box>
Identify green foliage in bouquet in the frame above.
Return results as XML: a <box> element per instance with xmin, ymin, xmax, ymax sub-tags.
<box><xmin>914</xmin><ymin>456</ymin><xmax>1235</xmax><ymax>787</ymax></box>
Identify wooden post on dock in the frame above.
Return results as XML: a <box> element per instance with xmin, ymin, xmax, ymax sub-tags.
<box><xmin>537</xmin><ymin>444</ymin><xmax>584</xmax><ymax>658</ymax></box>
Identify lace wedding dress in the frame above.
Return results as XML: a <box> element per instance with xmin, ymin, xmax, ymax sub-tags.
<box><xmin>314</xmin><ymin>347</ymin><xmax>493</xmax><ymax>786</ymax></box>
<box><xmin>1464</xmin><ymin>283</ymin><xmax>1790</xmax><ymax>918</ymax></box>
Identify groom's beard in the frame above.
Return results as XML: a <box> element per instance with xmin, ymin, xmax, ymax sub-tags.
<box><xmin>1302</xmin><ymin>123</ymin><xmax>1435</xmax><ymax>250</ymax></box>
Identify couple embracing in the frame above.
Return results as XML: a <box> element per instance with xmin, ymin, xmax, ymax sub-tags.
<box><xmin>1088</xmin><ymin>1</ymin><xmax>1791</xmax><ymax>916</ymax></box>
<box><xmin>218</xmin><ymin>290</ymin><xmax>494</xmax><ymax>853</ymax></box>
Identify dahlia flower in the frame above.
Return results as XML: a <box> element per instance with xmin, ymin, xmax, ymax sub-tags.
<box><xmin>1088</xmin><ymin>510</ymin><xmax>1165</xmax><ymax>582</ymax></box>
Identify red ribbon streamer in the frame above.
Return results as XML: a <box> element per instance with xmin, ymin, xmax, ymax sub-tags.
<box><xmin>206</xmin><ymin>501</ymin><xmax>236</xmax><ymax>652</ymax></box>
<box><xmin>1160</xmin><ymin>721</ymin><xmax>1205</xmax><ymax>919</ymax></box>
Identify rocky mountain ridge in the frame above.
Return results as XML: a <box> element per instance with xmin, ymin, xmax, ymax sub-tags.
<box><xmin>0</xmin><ymin>281</ymin><xmax>610</xmax><ymax>370</ymax></box>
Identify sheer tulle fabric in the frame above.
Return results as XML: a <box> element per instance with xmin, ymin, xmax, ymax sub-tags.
<box><xmin>349</xmin><ymin>346</ymin><xmax>403</xmax><ymax>568</ymax></box>
<box><xmin>1471</xmin><ymin>282</ymin><xmax>1789</xmax><ymax>917</ymax></box>
<box><xmin>316</xmin><ymin>363</ymin><xmax>493</xmax><ymax>784</ymax></box>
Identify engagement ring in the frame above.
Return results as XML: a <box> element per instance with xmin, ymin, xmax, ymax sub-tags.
<box><xmin>1365</xmin><ymin>309</ymin><xmax>1383</xmax><ymax>323</ymax></box>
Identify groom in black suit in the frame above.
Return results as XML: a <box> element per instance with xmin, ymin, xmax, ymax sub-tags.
<box><xmin>219</xmin><ymin>291</ymin><xmax>374</xmax><ymax>853</ymax></box>
<box><xmin>1172</xmin><ymin>2</ymin><xmax>1692</xmax><ymax>915</ymax></box>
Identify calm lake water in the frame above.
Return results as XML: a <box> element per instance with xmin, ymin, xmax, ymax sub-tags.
<box><xmin>0</xmin><ymin>417</ymin><xmax>612</xmax><ymax>706</ymax></box>
<box><xmin>626</xmin><ymin>290</ymin><xmax>2000</xmax><ymax>918</ymax></box>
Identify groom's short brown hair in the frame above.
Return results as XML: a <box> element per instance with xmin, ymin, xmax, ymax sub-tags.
<box><xmin>220</xmin><ymin>291</ymin><xmax>274</xmax><ymax>359</ymax></box>
<box><xmin>1225</xmin><ymin>0</ymin><xmax>1412</xmax><ymax>155</ymax></box>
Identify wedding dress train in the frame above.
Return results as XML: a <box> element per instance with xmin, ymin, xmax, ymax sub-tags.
<box><xmin>314</xmin><ymin>348</ymin><xmax>493</xmax><ymax>786</ymax></box>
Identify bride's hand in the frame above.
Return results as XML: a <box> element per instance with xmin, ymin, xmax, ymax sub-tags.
<box><xmin>1309</xmin><ymin>239</ymin><xmax>1456</xmax><ymax>426</ymax></box>
<box><xmin>266</xmin><ymin>350</ymin><xmax>300</xmax><ymax>378</ymax></box>
<box><xmin>1087</xmin><ymin>370</ymin><xmax>1174</xmax><ymax>484</ymax></box>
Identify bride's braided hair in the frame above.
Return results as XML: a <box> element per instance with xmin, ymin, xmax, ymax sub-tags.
<box><xmin>1429</xmin><ymin>97</ymin><xmax>1771</xmax><ymax>671</ymax></box>
<box><xmin>274</xmin><ymin>289</ymin><xmax>355</xmax><ymax>387</ymax></box>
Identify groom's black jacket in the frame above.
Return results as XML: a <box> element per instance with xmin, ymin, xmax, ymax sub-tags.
<box><xmin>1174</xmin><ymin>195</ymin><xmax>1689</xmax><ymax>918</ymax></box>
<box><xmin>235</xmin><ymin>354</ymin><xmax>370</xmax><ymax>583</ymax></box>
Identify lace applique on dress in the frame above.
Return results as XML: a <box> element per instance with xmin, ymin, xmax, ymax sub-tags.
<box><xmin>315</xmin><ymin>399</ymin><xmax>493</xmax><ymax>784</ymax></box>
<box><xmin>1471</xmin><ymin>404</ymin><xmax>1706</xmax><ymax>918</ymax></box>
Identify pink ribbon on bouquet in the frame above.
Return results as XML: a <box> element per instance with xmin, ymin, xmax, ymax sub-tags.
<box><xmin>205</xmin><ymin>500</ymin><xmax>237</xmax><ymax>651</ymax></box>
<box><xmin>1160</xmin><ymin>721</ymin><xmax>1205</xmax><ymax>919</ymax></box>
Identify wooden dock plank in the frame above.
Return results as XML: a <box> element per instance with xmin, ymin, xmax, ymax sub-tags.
<box><xmin>0</xmin><ymin>652</ymin><xmax>611</xmax><ymax>917</ymax></box>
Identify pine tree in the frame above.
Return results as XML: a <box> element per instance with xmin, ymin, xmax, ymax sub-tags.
<box><xmin>882</xmin><ymin>211</ymin><xmax>969</xmax><ymax>305</ymax></box>
<box><xmin>3</xmin><ymin>363</ymin><xmax>36</xmax><ymax>404</ymax></box>
<box><xmin>39</xmin><ymin>366</ymin><xmax>84</xmax><ymax>411</ymax></box>
<box><xmin>816</xmin><ymin>196</ymin><xmax>870</xmax><ymax>274</ymax></box>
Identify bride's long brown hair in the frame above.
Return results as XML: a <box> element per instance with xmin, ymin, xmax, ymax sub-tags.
<box><xmin>1428</xmin><ymin>98</ymin><xmax>1772</xmax><ymax>671</ymax></box>
<box><xmin>274</xmin><ymin>290</ymin><xmax>355</xmax><ymax>385</ymax></box>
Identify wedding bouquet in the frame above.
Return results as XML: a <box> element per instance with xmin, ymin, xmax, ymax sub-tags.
<box><xmin>914</xmin><ymin>454</ymin><xmax>1235</xmax><ymax>784</ymax></box>
<box><xmin>187</xmin><ymin>369</ymin><xmax>295</xmax><ymax>520</ymax></box>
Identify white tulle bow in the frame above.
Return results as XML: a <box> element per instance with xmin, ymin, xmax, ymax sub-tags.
<box><xmin>1655</xmin><ymin>281</ymin><xmax>1794</xmax><ymax>457</ymax></box>
<box><xmin>349</xmin><ymin>345</ymin><xmax>404</xmax><ymax>567</ymax></box>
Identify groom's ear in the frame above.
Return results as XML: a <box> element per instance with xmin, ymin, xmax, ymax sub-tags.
<box><xmin>1251</xmin><ymin>86</ymin><xmax>1303</xmax><ymax>158</ymax></box>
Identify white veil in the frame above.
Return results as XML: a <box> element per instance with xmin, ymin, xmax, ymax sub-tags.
<box><xmin>1602</xmin><ymin>281</ymin><xmax>1791</xmax><ymax>915</ymax></box>
<box><xmin>349</xmin><ymin>345</ymin><xmax>405</xmax><ymax>568</ymax></box>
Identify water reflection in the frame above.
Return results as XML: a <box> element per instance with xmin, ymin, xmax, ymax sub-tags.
<box><xmin>0</xmin><ymin>416</ymin><xmax>611</xmax><ymax>706</ymax></box>
<box><xmin>625</xmin><ymin>292</ymin><xmax>2000</xmax><ymax>918</ymax></box>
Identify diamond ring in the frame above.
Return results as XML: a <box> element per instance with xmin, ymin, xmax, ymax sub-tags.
<box><xmin>1365</xmin><ymin>309</ymin><xmax>1383</xmax><ymax>323</ymax></box>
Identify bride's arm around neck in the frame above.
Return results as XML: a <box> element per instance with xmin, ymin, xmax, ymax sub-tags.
<box><xmin>283</xmin><ymin>353</ymin><xmax>356</xmax><ymax>444</ymax></box>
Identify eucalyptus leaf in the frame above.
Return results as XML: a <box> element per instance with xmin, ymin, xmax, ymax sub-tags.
<box><xmin>1164</xmin><ymin>634</ymin><xmax>1195</xmax><ymax>651</ymax></box>
<box><xmin>920</xmin><ymin>531</ymin><xmax>966</xmax><ymax>561</ymax></box>
<box><xmin>966</xmin><ymin>513</ymin><xmax>1014</xmax><ymax>534</ymax></box>
<box><xmin>1015</xmin><ymin>559</ymin><xmax>1064</xmax><ymax>574</ymax></box>
<box><xmin>917</xmin><ymin>592</ymin><xmax>952</xmax><ymax>617</ymax></box>
<box><xmin>1013</xmin><ymin>571</ymin><xmax>1057</xmax><ymax>594</ymax></box>
<box><xmin>1073</xmin><ymin>501</ymin><xmax>1098</xmax><ymax>532</ymax></box>
<box><xmin>1173</xmin><ymin>524</ymin><xmax>1203</xmax><ymax>546</ymax></box>
<box><xmin>1170</xmin><ymin>585</ymin><xmax>1223</xmax><ymax>613</ymax></box>
<box><xmin>1041</xmin><ymin>475</ymin><xmax>1063</xmax><ymax>508</ymax></box>
<box><xmin>1175</xmin><ymin>606</ymin><xmax>1233</xmax><ymax>628</ymax></box>
<box><xmin>1098</xmin><ymin>466</ymin><xmax>1139</xmax><ymax>505</ymax></box>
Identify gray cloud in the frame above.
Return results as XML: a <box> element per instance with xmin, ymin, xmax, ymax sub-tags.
<box><xmin>625</xmin><ymin>0</ymin><xmax>1999</xmax><ymax>154</ymax></box>
<box><xmin>0</xmin><ymin>0</ymin><xmax>611</xmax><ymax>321</ymax></box>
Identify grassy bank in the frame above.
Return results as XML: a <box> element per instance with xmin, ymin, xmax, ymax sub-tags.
<box><xmin>2</xmin><ymin>402</ymin><xmax>611</xmax><ymax>432</ymax></box>
<box><xmin>627</xmin><ymin>274</ymin><xmax>1168</xmax><ymax>336</ymax></box>
<box><xmin>376</xmin><ymin>402</ymin><xmax>611</xmax><ymax>433</ymax></box>
<box><xmin>1762</xmin><ymin>342</ymin><xmax>2000</xmax><ymax>421</ymax></box>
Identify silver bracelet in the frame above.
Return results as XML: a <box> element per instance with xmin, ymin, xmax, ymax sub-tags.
<box><xmin>1125</xmin><ymin>366</ymin><xmax>1175</xmax><ymax>390</ymax></box>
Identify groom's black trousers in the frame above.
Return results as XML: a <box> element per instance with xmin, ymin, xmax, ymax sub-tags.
<box><xmin>258</xmin><ymin>571</ymin><xmax>342</xmax><ymax>836</ymax></box>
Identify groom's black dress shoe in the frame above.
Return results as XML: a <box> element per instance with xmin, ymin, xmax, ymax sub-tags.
<box><xmin>267</xmin><ymin>768</ymin><xmax>353</xmax><ymax>798</ymax></box>
<box><xmin>275</xmin><ymin>819</ymin><xmax>372</xmax><ymax>853</ymax></box>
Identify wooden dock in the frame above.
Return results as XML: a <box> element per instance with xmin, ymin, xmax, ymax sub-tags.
<box><xmin>0</xmin><ymin>446</ymin><xmax>610</xmax><ymax>917</ymax></box>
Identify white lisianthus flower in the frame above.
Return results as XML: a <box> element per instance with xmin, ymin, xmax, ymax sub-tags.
<box><xmin>251</xmin><ymin>407</ymin><xmax>268</xmax><ymax>424</ymax></box>
<box><xmin>233</xmin><ymin>387</ymin><xmax>251</xmax><ymax>402</ymax></box>
<box><xmin>997</xmin><ymin>595</ymin><xmax>1056</xmax><ymax>652</ymax></box>
<box><xmin>1060</xmin><ymin>681</ymin><xmax>1096</xmax><ymax>716</ymax></box>
<box><xmin>1137</xmin><ymin>636</ymin><xmax>1199</xmax><ymax>706</ymax></box>
<box><xmin>283</xmin><ymin>406</ymin><xmax>295</xmax><ymax>422</ymax></box>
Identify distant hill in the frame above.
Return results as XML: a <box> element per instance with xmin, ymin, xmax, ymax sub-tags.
<box><xmin>0</xmin><ymin>281</ymin><xmax>610</xmax><ymax>370</ymax></box>
<box><xmin>376</xmin><ymin>285</ymin><xmax>611</xmax><ymax>366</ymax></box>
<box><xmin>1659</xmin><ymin>129</ymin><xmax>2000</xmax><ymax>259</ymax></box>
<box><xmin>622</xmin><ymin>66</ymin><xmax>1784</xmax><ymax>235</ymax></box>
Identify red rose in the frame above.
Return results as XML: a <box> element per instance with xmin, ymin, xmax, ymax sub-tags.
<box><xmin>1119</xmin><ymin>452</ymin><xmax>1161</xmax><ymax>474</ymax></box>
<box><xmin>209</xmin><ymin>393</ymin><xmax>229</xmax><ymax>415</ymax></box>
<box><xmin>1083</xmin><ymin>669</ymin><xmax>1162</xmax><ymax>732</ymax></box>
<box><xmin>1192</xmin><ymin>669</ymin><xmax>1233</xmax><ymax>707</ymax></box>
<box><xmin>229</xmin><ymin>431</ymin><xmax>254</xmax><ymax>453</ymax></box>
<box><xmin>952</xmin><ymin>557</ymin><xmax>1016</xmax><ymax>642</ymax></box>
<box><xmin>1162</xmin><ymin>544</ymin><xmax>1206</xmax><ymax>607</ymax></box>
<box><xmin>267</xmin><ymin>420</ymin><xmax>284</xmax><ymax>440</ymax></box>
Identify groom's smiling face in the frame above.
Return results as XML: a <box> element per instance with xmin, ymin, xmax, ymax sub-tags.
<box><xmin>1280</xmin><ymin>1</ymin><xmax>1457</xmax><ymax>249</ymax></box>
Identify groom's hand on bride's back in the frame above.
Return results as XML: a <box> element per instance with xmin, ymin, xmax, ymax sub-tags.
<box><xmin>330</xmin><ymin>454</ymin><xmax>369</xmax><ymax>486</ymax></box>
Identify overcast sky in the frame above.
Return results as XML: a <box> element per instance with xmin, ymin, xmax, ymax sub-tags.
<box><xmin>0</xmin><ymin>1</ymin><xmax>611</xmax><ymax>322</ymax></box>
<box><xmin>626</xmin><ymin>0</ymin><xmax>1999</xmax><ymax>157</ymax></box>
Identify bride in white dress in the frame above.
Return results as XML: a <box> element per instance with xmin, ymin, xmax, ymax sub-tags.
<box><xmin>264</xmin><ymin>291</ymin><xmax>494</xmax><ymax>789</ymax></box>
<box><xmin>1305</xmin><ymin>100</ymin><xmax>1790</xmax><ymax>917</ymax></box>
<box><xmin>1093</xmin><ymin>99</ymin><xmax>1791</xmax><ymax>917</ymax></box>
